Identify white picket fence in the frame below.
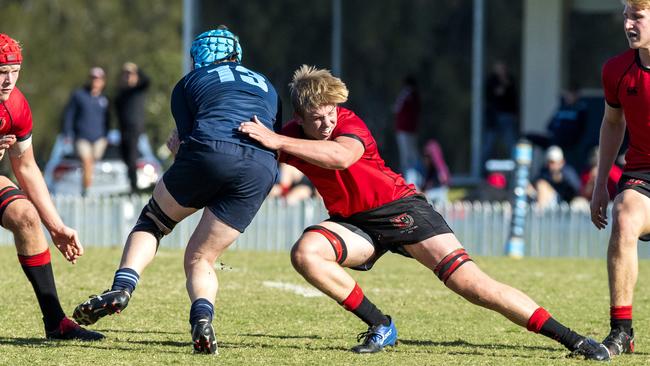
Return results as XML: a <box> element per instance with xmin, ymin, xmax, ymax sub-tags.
<box><xmin>0</xmin><ymin>195</ymin><xmax>647</xmax><ymax>259</ymax></box>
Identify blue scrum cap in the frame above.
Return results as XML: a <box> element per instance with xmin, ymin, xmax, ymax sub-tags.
<box><xmin>190</xmin><ymin>26</ymin><xmax>243</xmax><ymax>69</ymax></box>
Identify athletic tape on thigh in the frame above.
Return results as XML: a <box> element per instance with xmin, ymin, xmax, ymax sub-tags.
<box><xmin>433</xmin><ymin>248</ymin><xmax>473</xmax><ymax>284</ymax></box>
<box><xmin>0</xmin><ymin>186</ymin><xmax>27</xmax><ymax>224</ymax></box>
<box><xmin>304</xmin><ymin>225</ymin><xmax>348</xmax><ymax>264</ymax></box>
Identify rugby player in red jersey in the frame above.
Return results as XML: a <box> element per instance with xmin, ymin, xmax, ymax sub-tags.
<box><xmin>0</xmin><ymin>34</ymin><xmax>102</xmax><ymax>340</ymax></box>
<box><xmin>590</xmin><ymin>0</ymin><xmax>650</xmax><ymax>357</ymax></box>
<box><xmin>240</xmin><ymin>65</ymin><xmax>609</xmax><ymax>360</ymax></box>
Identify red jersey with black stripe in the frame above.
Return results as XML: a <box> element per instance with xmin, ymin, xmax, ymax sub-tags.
<box><xmin>280</xmin><ymin>107</ymin><xmax>417</xmax><ymax>217</ymax></box>
<box><xmin>0</xmin><ymin>87</ymin><xmax>33</xmax><ymax>141</ymax></box>
<box><xmin>602</xmin><ymin>49</ymin><xmax>650</xmax><ymax>171</ymax></box>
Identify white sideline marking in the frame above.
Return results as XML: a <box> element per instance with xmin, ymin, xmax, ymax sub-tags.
<box><xmin>262</xmin><ymin>281</ymin><xmax>323</xmax><ymax>298</ymax></box>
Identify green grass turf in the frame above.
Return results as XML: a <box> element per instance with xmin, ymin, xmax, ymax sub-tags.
<box><xmin>0</xmin><ymin>245</ymin><xmax>649</xmax><ymax>365</ymax></box>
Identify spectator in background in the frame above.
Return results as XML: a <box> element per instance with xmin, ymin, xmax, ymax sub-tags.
<box><xmin>115</xmin><ymin>62</ymin><xmax>150</xmax><ymax>193</ymax></box>
<box><xmin>62</xmin><ymin>66</ymin><xmax>110</xmax><ymax>195</ymax></box>
<box><xmin>392</xmin><ymin>75</ymin><xmax>421</xmax><ymax>184</ymax></box>
<box><xmin>526</xmin><ymin>86</ymin><xmax>588</xmax><ymax>154</ymax></box>
<box><xmin>483</xmin><ymin>61</ymin><xmax>518</xmax><ymax>163</ymax></box>
<box><xmin>580</xmin><ymin>147</ymin><xmax>622</xmax><ymax>202</ymax></box>
<box><xmin>533</xmin><ymin>146</ymin><xmax>581</xmax><ymax>208</ymax></box>
<box><xmin>464</xmin><ymin>172</ymin><xmax>510</xmax><ymax>202</ymax></box>
<box><xmin>268</xmin><ymin>163</ymin><xmax>315</xmax><ymax>206</ymax></box>
<box><xmin>419</xmin><ymin>139</ymin><xmax>449</xmax><ymax>204</ymax></box>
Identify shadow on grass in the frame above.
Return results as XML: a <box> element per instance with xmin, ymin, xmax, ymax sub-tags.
<box><xmin>12</xmin><ymin>334</ymin><xmax>639</xmax><ymax>358</ymax></box>
<box><xmin>239</xmin><ymin>333</ymin><xmax>322</xmax><ymax>340</ymax></box>
<box><xmin>128</xmin><ymin>339</ymin><xmax>189</xmax><ymax>349</ymax></box>
<box><xmin>94</xmin><ymin>328</ymin><xmax>184</xmax><ymax>335</ymax></box>
<box><xmin>0</xmin><ymin>336</ymin><xmax>132</xmax><ymax>351</ymax></box>
<box><xmin>218</xmin><ymin>341</ymin><xmax>350</xmax><ymax>352</ymax></box>
<box><xmin>125</xmin><ymin>338</ymin><xmax>349</xmax><ymax>352</ymax></box>
<box><xmin>0</xmin><ymin>337</ymin><xmax>49</xmax><ymax>347</ymax></box>
<box><xmin>399</xmin><ymin>338</ymin><xmax>559</xmax><ymax>352</ymax></box>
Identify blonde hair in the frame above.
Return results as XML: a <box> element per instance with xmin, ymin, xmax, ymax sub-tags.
<box><xmin>623</xmin><ymin>0</ymin><xmax>650</xmax><ymax>9</ymax></box>
<box><xmin>289</xmin><ymin>65</ymin><xmax>348</xmax><ymax>116</ymax></box>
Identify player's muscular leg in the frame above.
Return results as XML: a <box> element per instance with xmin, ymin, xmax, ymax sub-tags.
<box><xmin>290</xmin><ymin>221</ymin><xmax>375</xmax><ymax>301</ymax></box>
<box><xmin>119</xmin><ymin>180</ymin><xmax>196</xmax><ymax>273</ymax></box>
<box><xmin>405</xmin><ymin>233</ymin><xmax>539</xmax><ymax>327</ymax></box>
<box><xmin>184</xmin><ymin>209</ymin><xmax>240</xmax><ymax>302</ymax></box>
<box><xmin>3</xmin><ymin>198</ymin><xmax>48</xmax><ymax>255</ymax></box>
<box><xmin>608</xmin><ymin>190</ymin><xmax>650</xmax><ymax>306</ymax></box>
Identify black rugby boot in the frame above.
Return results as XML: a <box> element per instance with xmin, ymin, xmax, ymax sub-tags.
<box><xmin>46</xmin><ymin>317</ymin><xmax>105</xmax><ymax>341</ymax></box>
<box><xmin>73</xmin><ymin>289</ymin><xmax>131</xmax><ymax>325</ymax></box>
<box><xmin>603</xmin><ymin>328</ymin><xmax>634</xmax><ymax>356</ymax></box>
<box><xmin>191</xmin><ymin>318</ymin><xmax>218</xmax><ymax>355</ymax></box>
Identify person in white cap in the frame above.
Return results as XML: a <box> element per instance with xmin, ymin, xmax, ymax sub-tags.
<box><xmin>533</xmin><ymin>145</ymin><xmax>581</xmax><ymax>207</ymax></box>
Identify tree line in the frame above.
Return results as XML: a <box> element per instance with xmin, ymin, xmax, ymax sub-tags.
<box><xmin>2</xmin><ymin>0</ymin><xmax>523</xmax><ymax>174</ymax></box>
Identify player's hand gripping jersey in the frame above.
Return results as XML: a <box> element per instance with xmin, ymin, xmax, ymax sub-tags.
<box><xmin>281</xmin><ymin>107</ymin><xmax>417</xmax><ymax>217</ymax></box>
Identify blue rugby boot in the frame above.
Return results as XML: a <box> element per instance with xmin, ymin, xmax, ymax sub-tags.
<box><xmin>351</xmin><ymin>316</ymin><xmax>397</xmax><ymax>353</ymax></box>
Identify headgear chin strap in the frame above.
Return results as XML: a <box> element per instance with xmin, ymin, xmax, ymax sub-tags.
<box><xmin>0</xmin><ymin>34</ymin><xmax>22</xmax><ymax>65</ymax></box>
<box><xmin>190</xmin><ymin>26</ymin><xmax>243</xmax><ymax>69</ymax></box>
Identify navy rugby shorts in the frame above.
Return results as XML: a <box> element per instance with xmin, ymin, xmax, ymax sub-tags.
<box><xmin>617</xmin><ymin>171</ymin><xmax>650</xmax><ymax>241</ymax></box>
<box><xmin>163</xmin><ymin>139</ymin><xmax>278</xmax><ymax>233</ymax></box>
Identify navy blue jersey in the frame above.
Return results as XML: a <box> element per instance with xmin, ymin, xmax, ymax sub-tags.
<box><xmin>171</xmin><ymin>61</ymin><xmax>280</xmax><ymax>154</ymax></box>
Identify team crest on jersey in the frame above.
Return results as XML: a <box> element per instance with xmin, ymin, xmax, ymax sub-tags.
<box><xmin>389</xmin><ymin>213</ymin><xmax>415</xmax><ymax>229</ymax></box>
<box><xmin>625</xmin><ymin>179</ymin><xmax>646</xmax><ymax>187</ymax></box>
<box><xmin>627</xmin><ymin>86</ymin><xmax>638</xmax><ymax>96</ymax></box>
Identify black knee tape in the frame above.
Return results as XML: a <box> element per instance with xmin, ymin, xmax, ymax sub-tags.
<box><xmin>131</xmin><ymin>198</ymin><xmax>177</xmax><ymax>244</ymax></box>
<box><xmin>304</xmin><ymin>225</ymin><xmax>348</xmax><ymax>264</ymax></box>
<box><xmin>433</xmin><ymin>248</ymin><xmax>473</xmax><ymax>284</ymax></box>
<box><xmin>0</xmin><ymin>186</ymin><xmax>27</xmax><ymax>227</ymax></box>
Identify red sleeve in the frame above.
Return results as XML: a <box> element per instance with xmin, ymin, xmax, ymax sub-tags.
<box><xmin>602</xmin><ymin>58</ymin><xmax>621</xmax><ymax>108</ymax></box>
<box><xmin>279</xmin><ymin>119</ymin><xmax>302</xmax><ymax>164</ymax></box>
<box><xmin>10</xmin><ymin>88</ymin><xmax>33</xmax><ymax>140</ymax></box>
<box><xmin>333</xmin><ymin>108</ymin><xmax>371</xmax><ymax>149</ymax></box>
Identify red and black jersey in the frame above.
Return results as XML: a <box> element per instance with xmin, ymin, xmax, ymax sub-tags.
<box><xmin>280</xmin><ymin>107</ymin><xmax>417</xmax><ymax>217</ymax></box>
<box><xmin>602</xmin><ymin>49</ymin><xmax>650</xmax><ymax>171</ymax></box>
<box><xmin>0</xmin><ymin>87</ymin><xmax>33</xmax><ymax>141</ymax></box>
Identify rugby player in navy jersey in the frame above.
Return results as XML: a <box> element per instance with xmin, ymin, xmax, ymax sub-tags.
<box><xmin>240</xmin><ymin>65</ymin><xmax>609</xmax><ymax>360</ymax></box>
<box><xmin>73</xmin><ymin>26</ymin><xmax>280</xmax><ymax>354</ymax></box>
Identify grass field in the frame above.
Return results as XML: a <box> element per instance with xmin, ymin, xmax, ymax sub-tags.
<box><xmin>1</xmin><ymin>246</ymin><xmax>649</xmax><ymax>365</ymax></box>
